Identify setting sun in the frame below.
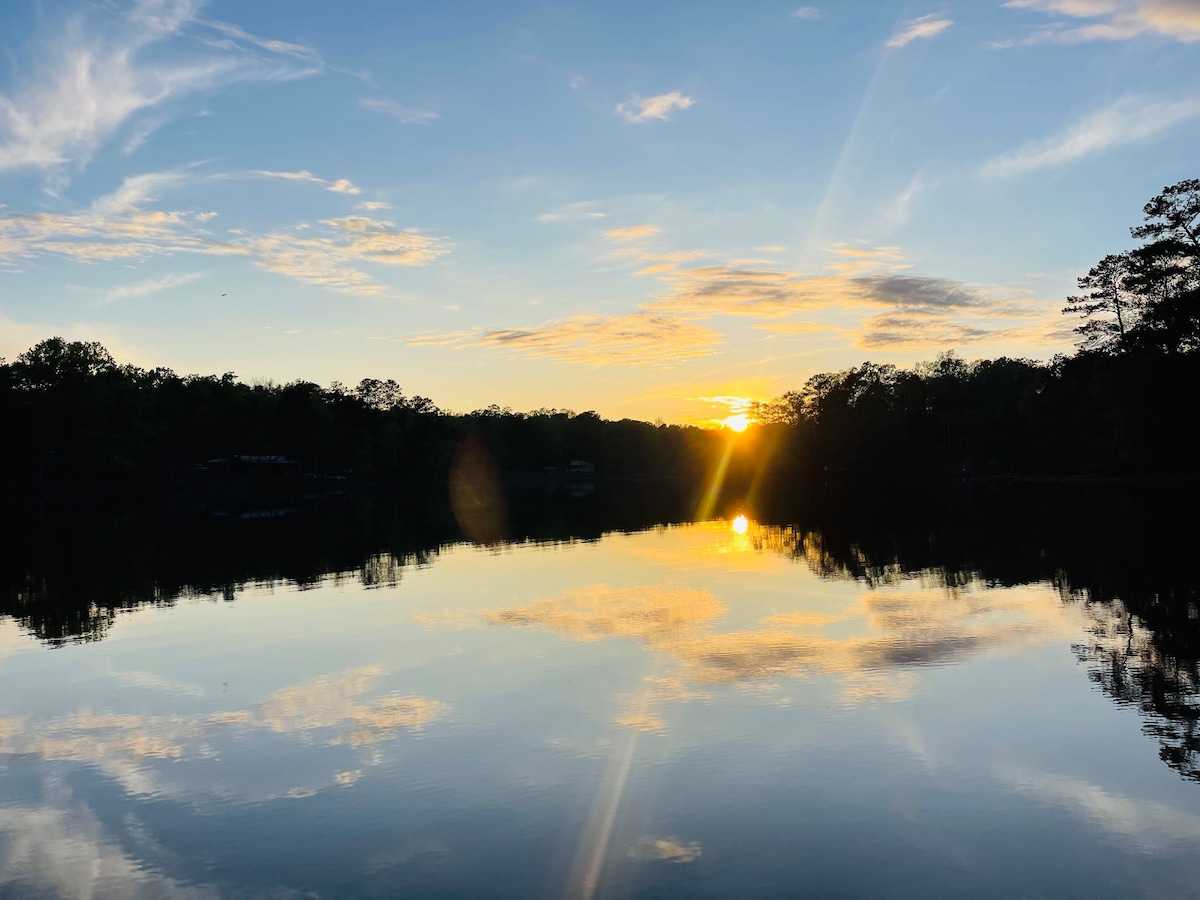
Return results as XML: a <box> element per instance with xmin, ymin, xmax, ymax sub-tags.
<box><xmin>732</xmin><ymin>514</ymin><xmax>749</xmax><ymax>534</ymax></box>
<box><xmin>722</xmin><ymin>413</ymin><xmax>751</xmax><ymax>432</ymax></box>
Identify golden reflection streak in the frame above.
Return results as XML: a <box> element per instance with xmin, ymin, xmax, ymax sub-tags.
<box><xmin>696</xmin><ymin>436</ymin><xmax>734</xmax><ymax>521</ymax></box>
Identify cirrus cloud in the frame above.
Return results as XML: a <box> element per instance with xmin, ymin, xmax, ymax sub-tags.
<box><xmin>476</xmin><ymin>312</ymin><xmax>722</xmax><ymax>365</ymax></box>
<box><xmin>0</xmin><ymin>172</ymin><xmax>449</xmax><ymax>296</ymax></box>
<box><xmin>250</xmin><ymin>170</ymin><xmax>363</xmax><ymax>194</ymax></box>
<box><xmin>359</xmin><ymin>97</ymin><xmax>439</xmax><ymax>125</ymax></box>
<box><xmin>981</xmin><ymin>94</ymin><xmax>1200</xmax><ymax>176</ymax></box>
<box><xmin>101</xmin><ymin>270</ymin><xmax>205</xmax><ymax>304</ymax></box>
<box><xmin>0</xmin><ymin>0</ymin><xmax>320</xmax><ymax>180</ymax></box>
<box><xmin>1001</xmin><ymin>0</ymin><xmax>1200</xmax><ymax>44</ymax></box>
<box><xmin>886</xmin><ymin>14</ymin><xmax>954</xmax><ymax>48</ymax></box>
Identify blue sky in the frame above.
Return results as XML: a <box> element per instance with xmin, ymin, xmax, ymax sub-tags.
<box><xmin>1</xmin><ymin>0</ymin><xmax>1197</xmax><ymax>422</ymax></box>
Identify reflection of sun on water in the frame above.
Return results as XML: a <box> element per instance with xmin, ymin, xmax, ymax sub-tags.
<box><xmin>731</xmin><ymin>515</ymin><xmax>748</xmax><ymax>535</ymax></box>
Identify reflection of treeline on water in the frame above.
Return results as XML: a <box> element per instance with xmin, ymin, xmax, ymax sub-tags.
<box><xmin>1</xmin><ymin>484</ymin><xmax>700</xmax><ymax>646</ymax></box>
<box><xmin>5</xmin><ymin>481</ymin><xmax>1199</xmax><ymax>783</ymax></box>
<box><xmin>751</xmin><ymin>482</ymin><xmax>1200</xmax><ymax>784</ymax></box>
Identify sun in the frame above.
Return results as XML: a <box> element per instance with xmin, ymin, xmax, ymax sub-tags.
<box><xmin>721</xmin><ymin>413</ymin><xmax>750</xmax><ymax>432</ymax></box>
<box><xmin>731</xmin><ymin>514</ymin><xmax>749</xmax><ymax>534</ymax></box>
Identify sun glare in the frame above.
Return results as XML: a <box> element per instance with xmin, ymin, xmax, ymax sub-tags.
<box><xmin>722</xmin><ymin>413</ymin><xmax>750</xmax><ymax>432</ymax></box>
<box><xmin>732</xmin><ymin>514</ymin><xmax>749</xmax><ymax>535</ymax></box>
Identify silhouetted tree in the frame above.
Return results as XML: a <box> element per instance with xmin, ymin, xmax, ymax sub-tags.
<box><xmin>1062</xmin><ymin>252</ymin><xmax>1140</xmax><ymax>352</ymax></box>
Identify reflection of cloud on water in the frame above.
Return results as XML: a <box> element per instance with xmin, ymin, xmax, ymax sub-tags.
<box><xmin>1001</xmin><ymin>768</ymin><xmax>1200</xmax><ymax>851</ymax></box>
<box><xmin>0</xmin><ymin>619</ymin><xmax>36</xmax><ymax>669</ymax></box>
<box><xmin>491</xmin><ymin>583</ymin><xmax>1081</xmax><ymax>709</ymax></box>
<box><xmin>630</xmin><ymin>836</ymin><xmax>702</xmax><ymax>863</ymax></box>
<box><xmin>487</xmin><ymin>584</ymin><xmax>726</xmax><ymax>643</ymax></box>
<box><xmin>0</xmin><ymin>773</ymin><xmax>327</xmax><ymax>899</ymax></box>
<box><xmin>761</xmin><ymin>609</ymin><xmax>843</xmax><ymax>628</ymax></box>
<box><xmin>258</xmin><ymin>666</ymin><xmax>445</xmax><ymax>745</ymax></box>
<box><xmin>111</xmin><ymin>669</ymin><xmax>208</xmax><ymax>697</ymax></box>
<box><xmin>0</xmin><ymin>666</ymin><xmax>446</xmax><ymax>801</ymax></box>
<box><xmin>615</xmin><ymin>712</ymin><xmax>667</xmax><ymax>733</ymax></box>
<box><xmin>410</xmin><ymin>609</ymin><xmax>485</xmax><ymax>630</ymax></box>
<box><xmin>0</xmin><ymin>783</ymin><xmax>223</xmax><ymax>900</ymax></box>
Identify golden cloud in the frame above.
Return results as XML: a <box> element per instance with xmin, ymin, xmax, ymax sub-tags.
<box><xmin>475</xmin><ymin>311</ymin><xmax>723</xmax><ymax>366</ymax></box>
<box><xmin>246</xmin><ymin>217</ymin><xmax>449</xmax><ymax>295</ymax></box>
<box><xmin>604</xmin><ymin>225</ymin><xmax>662</xmax><ymax>240</ymax></box>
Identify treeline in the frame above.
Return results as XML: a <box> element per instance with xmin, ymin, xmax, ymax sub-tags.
<box><xmin>751</xmin><ymin>350</ymin><xmax>1200</xmax><ymax>477</ymax></box>
<box><xmin>0</xmin><ymin>338</ymin><xmax>729</xmax><ymax>493</ymax></box>
<box><xmin>753</xmin><ymin>178</ymin><xmax>1200</xmax><ymax>478</ymax></box>
<box><xmin>2</xmin><ymin>179</ymin><xmax>1195</xmax><ymax>490</ymax></box>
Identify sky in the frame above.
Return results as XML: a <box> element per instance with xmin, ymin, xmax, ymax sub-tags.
<box><xmin>0</xmin><ymin>0</ymin><xmax>1197</xmax><ymax>424</ymax></box>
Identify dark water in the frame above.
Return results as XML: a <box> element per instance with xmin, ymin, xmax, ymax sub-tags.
<box><xmin>2</xmin><ymin>482</ymin><xmax>1199</xmax><ymax>899</ymax></box>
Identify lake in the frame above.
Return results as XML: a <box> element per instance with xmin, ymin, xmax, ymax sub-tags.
<box><xmin>2</xmin><ymin>483</ymin><xmax>1199</xmax><ymax>899</ymax></box>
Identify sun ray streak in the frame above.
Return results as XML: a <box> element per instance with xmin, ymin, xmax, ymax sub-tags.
<box><xmin>564</xmin><ymin>670</ymin><xmax>660</xmax><ymax>899</ymax></box>
<box><xmin>798</xmin><ymin>13</ymin><xmax>904</xmax><ymax>266</ymax></box>
<box><xmin>696</xmin><ymin>438</ymin><xmax>735</xmax><ymax>521</ymax></box>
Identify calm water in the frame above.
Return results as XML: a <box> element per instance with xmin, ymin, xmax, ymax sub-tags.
<box><xmin>2</xmin><ymin>485</ymin><xmax>1199</xmax><ymax>899</ymax></box>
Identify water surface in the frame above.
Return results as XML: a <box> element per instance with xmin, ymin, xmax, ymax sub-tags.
<box><xmin>2</xmin><ymin>486</ymin><xmax>1199</xmax><ymax>899</ymax></box>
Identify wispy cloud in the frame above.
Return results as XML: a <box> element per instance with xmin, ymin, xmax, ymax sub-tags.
<box><xmin>357</xmin><ymin>201</ymin><xmax>392</xmax><ymax>211</ymax></box>
<box><xmin>604</xmin><ymin>225</ymin><xmax>662</xmax><ymax>240</ymax></box>
<box><xmin>102</xmin><ymin>271</ymin><xmax>204</xmax><ymax>304</ymax></box>
<box><xmin>200</xmin><ymin>19</ymin><xmax>323</xmax><ymax>62</ymax></box>
<box><xmin>412</xmin><ymin>312</ymin><xmax>722</xmax><ymax>366</ymax></box>
<box><xmin>647</xmin><ymin>265</ymin><xmax>992</xmax><ymax>319</ymax></box>
<box><xmin>792</xmin><ymin>7</ymin><xmax>823</xmax><ymax>20</ymax></box>
<box><xmin>827</xmin><ymin>243</ymin><xmax>908</xmax><ymax>274</ymax></box>
<box><xmin>251</xmin><ymin>169</ymin><xmax>325</xmax><ymax>185</ymax></box>
<box><xmin>0</xmin><ymin>173</ymin><xmax>449</xmax><ymax>295</ymax></box>
<box><xmin>250</xmin><ymin>170</ymin><xmax>362</xmax><ymax>194</ymax></box>
<box><xmin>247</xmin><ymin>216</ymin><xmax>450</xmax><ymax>295</ymax></box>
<box><xmin>537</xmin><ymin>201</ymin><xmax>607</xmax><ymax>223</ymax></box>
<box><xmin>886</xmin><ymin>14</ymin><xmax>954</xmax><ymax>48</ymax></box>
<box><xmin>359</xmin><ymin>97</ymin><xmax>439</xmax><ymax>125</ymax></box>
<box><xmin>479</xmin><ymin>312</ymin><xmax>721</xmax><ymax>365</ymax></box>
<box><xmin>981</xmin><ymin>95</ymin><xmax>1200</xmax><ymax>176</ymax></box>
<box><xmin>1000</xmin><ymin>0</ymin><xmax>1200</xmax><ymax>45</ymax></box>
<box><xmin>876</xmin><ymin>174</ymin><xmax>935</xmax><ymax>233</ymax></box>
<box><xmin>407</xmin><ymin>239</ymin><xmax>1054</xmax><ymax>367</ymax></box>
<box><xmin>615</xmin><ymin>91</ymin><xmax>695</xmax><ymax>123</ymax></box>
<box><xmin>0</xmin><ymin>0</ymin><xmax>319</xmax><ymax>179</ymax></box>
<box><xmin>0</xmin><ymin>171</ymin><xmax>245</xmax><ymax>263</ymax></box>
